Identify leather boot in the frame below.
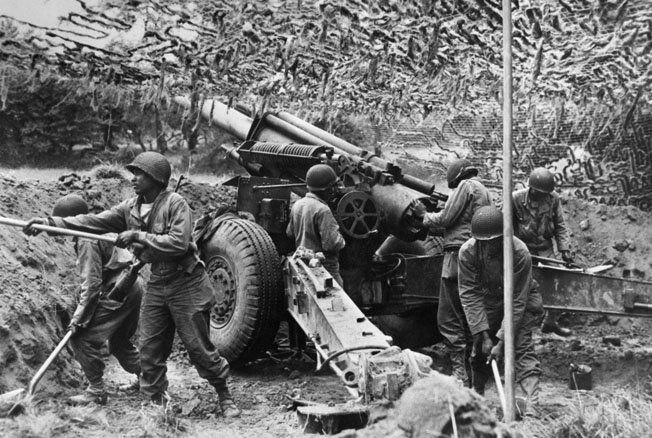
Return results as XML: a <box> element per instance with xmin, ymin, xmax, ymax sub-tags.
<box><xmin>118</xmin><ymin>374</ymin><xmax>140</xmax><ymax>393</ymax></box>
<box><xmin>472</xmin><ymin>370</ymin><xmax>489</xmax><ymax>396</ymax></box>
<box><xmin>68</xmin><ymin>385</ymin><xmax>107</xmax><ymax>406</ymax></box>
<box><xmin>541</xmin><ymin>312</ymin><xmax>573</xmax><ymax>337</ymax></box>
<box><xmin>518</xmin><ymin>375</ymin><xmax>541</xmax><ymax>417</ymax></box>
<box><xmin>215</xmin><ymin>382</ymin><xmax>241</xmax><ymax>418</ymax></box>
<box><xmin>449</xmin><ymin>351</ymin><xmax>470</xmax><ymax>388</ymax></box>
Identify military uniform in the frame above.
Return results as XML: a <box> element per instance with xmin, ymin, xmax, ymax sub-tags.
<box><xmin>286</xmin><ymin>192</ymin><xmax>346</xmax><ymax>285</ymax></box>
<box><xmin>68</xmin><ymin>238</ymin><xmax>143</xmax><ymax>403</ymax></box>
<box><xmin>52</xmin><ymin>190</ymin><xmax>230</xmax><ymax>400</ymax></box>
<box><xmin>512</xmin><ymin>188</ymin><xmax>570</xmax><ymax>255</ymax></box>
<box><xmin>423</xmin><ymin>177</ymin><xmax>492</xmax><ymax>386</ymax></box>
<box><xmin>458</xmin><ymin>235</ymin><xmax>543</xmax><ymax>395</ymax></box>
<box><xmin>513</xmin><ymin>187</ymin><xmax>573</xmax><ymax>335</ymax></box>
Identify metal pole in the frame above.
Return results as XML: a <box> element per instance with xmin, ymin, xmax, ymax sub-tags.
<box><xmin>502</xmin><ymin>0</ymin><xmax>516</xmax><ymax>423</ymax></box>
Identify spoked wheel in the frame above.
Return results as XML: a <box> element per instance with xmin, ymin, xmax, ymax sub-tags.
<box><xmin>201</xmin><ymin>218</ymin><xmax>283</xmax><ymax>365</ymax></box>
<box><xmin>336</xmin><ymin>191</ymin><xmax>381</xmax><ymax>239</ymax></box>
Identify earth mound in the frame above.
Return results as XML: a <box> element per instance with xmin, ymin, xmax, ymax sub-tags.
<box><xmin>0</xmin><ymin>173</ymin><xmax>234</xmax><ymax>398</ymax></box>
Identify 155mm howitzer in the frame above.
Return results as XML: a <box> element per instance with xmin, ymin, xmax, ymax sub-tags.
<box><xmin>177</xmin><ymin>97</ymin><xmax>652</xmax><ymax>402</ymax></box>
<box><xmin>177</xmin><ymin>97</ymin><xmax>448</xmax><ymax>400</ymax></box>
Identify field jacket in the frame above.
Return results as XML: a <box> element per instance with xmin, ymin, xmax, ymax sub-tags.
<box><xmin>423</xmin><ymin>177</ymin><xmax>492</xmax><ymax>251</ymax></box>
<box><xmin>52</xmin><ymin>190</ymin><xmax>200</xmax><ymax>282</ymax></box>
<box><xmin>71</xmin><ymin>237</ymin><xmax>132</xmax><ymax>328</ymax></box>
<box><xmin>512</xmin><ymin>188</ymin><xmax>570</xmax><ymax>252</ymax></box>
<box><xmin>458</xmin><ymin>236</ymin><xmax>543</xmax><ymax>341</ymax></box>
<box><xmin>286</xmin><ymin>193</ymin><xmax>345</xmax><ymax>262</ymax></box>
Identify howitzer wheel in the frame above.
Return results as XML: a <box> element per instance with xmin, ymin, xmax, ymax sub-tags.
<box><xmin>336</xmin><ymin>191</ymin><xmax>380</xmax><ymax>239</ymax></box>
<box><xmin>201</xmin><ymin>218</ymin><xmax>283</xmax><ymax>365</ymax></box>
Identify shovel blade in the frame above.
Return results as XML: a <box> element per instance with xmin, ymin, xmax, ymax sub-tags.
<box><xmin>586</xmin><ymin>264</ymin><xmax>614</xmax><ymax>274</ymax></box>
<box><xmin>0</xmin><ymin>388</ymin><xmax>25</xmax><ymax>404</ymax></box>
<box><xmin>0</xmin><ymin>388</ymin><xmax>26</xmax><ymax>418</ymax></box>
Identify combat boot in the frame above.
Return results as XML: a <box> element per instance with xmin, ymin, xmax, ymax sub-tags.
<box><xmin>449</xmin><ymin>351</ymin><xmax>470</xmax><ymax>388</ymax></box>
<box><xmin>541</xmin><ymin>312</ymin><xmax>572</xmax><ymax>337</ymax></box>
<box><xmin>215</xmin><ymin>382</ymin><xmax>241</xmax><ymax>418</ymax></box>
<box><xmin>518</xmin><ymin>375</ymin><xmax>541</xmax><ymax>418</ymax></box>
<box><xmin>472</xmin><ymin>370</ymin><xmax>489</xmax><ymax>396</ymax></box>
<box><xmin>118</xmin><ymin>375</ymin><xmax>140</xmax><ymax>393</ymax></box>
<box><xmin>68</xmin><ymin>385</ymin><xmax>107</xmax><ymax>406</ymax></box>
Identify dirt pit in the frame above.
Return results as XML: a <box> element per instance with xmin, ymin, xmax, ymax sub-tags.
<box><xmin>2</xmin><ymin>170</ymin><xmax>652</xmax><ymax>437</ymax></box>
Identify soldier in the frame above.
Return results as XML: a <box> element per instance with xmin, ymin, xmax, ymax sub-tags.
<box><xmin>512</xmin><ymin>167</ymin><xmax>573</xmax><ymax>337</ymax></box>
<box><xmin>458</xmin><ymin>206</ymin><xmax>543</xmax><ymax>415</ymax></box>
<box><xmin>24</xmin><ymin>152</ymin><xmax>240</xmax><ymax>417</ymax></box>
<box><xmin>53</xmin><ymin>194</ymin><xmax>144</xmax><ymax>406</ymax></box>
<box><xmin>414</xmin><ymin>159</ymin><xmax>492</xmax><ymax>387</ymax></box>
<box><xmin>287</xmin><ymin>164</ymin><xmax>346</xmax><ymax>286</ymax></box>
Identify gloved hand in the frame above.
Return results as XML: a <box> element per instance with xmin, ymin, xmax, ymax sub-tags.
<box><xmin>488</xmin><ymin>339</ymin><xmax>504</xmax><ymax>364</ymax></box>
<box><xmin>410</xmin><ymin>201</ymin><xmax>427</xmax><ymax>227</ymax></box>
<box><xmin>23</xmin><ymin>217</ymin><xmax>48</xmax><ymax>236</ymax></box>
<box><xmin>561</xmin><ymin>250</ymin><xmax>574</xmax><ymax>264</ymax></box>
<box><xmin>116</xmin><ymin>230</ymin><xmax>140</xmax><ymax>248</ymax></box>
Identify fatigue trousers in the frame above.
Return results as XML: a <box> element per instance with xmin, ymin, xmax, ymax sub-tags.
<box><xmin>470</xmin><ymin>308</ymin><xmax>543</xmax><ymax>394</ymax></box>
<box><xmin>437</xmin><ymin>251</ymin><xmax>473</xmax><ymax>387</ymax></box>
<box><xmin>531</xmin><ymin>247</ymin><xmax>561</xmax><ymax>328</ymax></box>
<box><xmin>70</xmin><ymin>279</ymin><xmax>144</xmax><ymax>387</ymax></box>
<box><xmin>139</xmin><ymin>265</ymin><xmax>230</xmax><ymax>398</ymax></box>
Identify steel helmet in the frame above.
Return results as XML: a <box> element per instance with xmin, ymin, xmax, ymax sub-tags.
<box><xmin>52</xmin><ymin>194</ymin><xmax>89</xmax><ymax>217</ymax></box>
<box><xmin>447</xmin><ymin>159</ymin><xmax>478</xmax><ymax>189</ymax></box>
<box><xmin>305</xmin><ymin>164</ymin><xmax>338</xmax><ymax>191</ymax></box>
<box><xmin>528</xmin><ymin>167</ymin><xmax>555</xmax><ymax>193</ymax></box>
<box><xmin>126</xmin><ymin>151</ymin><xmax>171</xmax><ymax>186</ymax></box>
<box><xmin>471</xmin><ymin>205</ymin><xmax>503</xmax><ymax>240</ymax></box>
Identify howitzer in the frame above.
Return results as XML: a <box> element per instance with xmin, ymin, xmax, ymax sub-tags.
<box><xmin>178</xmin><ymin>97</ymin><xmax>652</xmax><ymax>405</ymax></box>
<box><xmin>178</xmin><ymin>97</ymin><xmax>449</xmax><ymax>401</ymax></box>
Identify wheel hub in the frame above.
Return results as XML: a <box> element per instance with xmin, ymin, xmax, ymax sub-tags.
<box><xmin>206</xmin><ymin>255</ymin><xmax>237</xmax><ymax>328</ymax></box>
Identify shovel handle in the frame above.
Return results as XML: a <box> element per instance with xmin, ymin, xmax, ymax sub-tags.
<box><xmin>0</xmin><ymin>217</ymin><xmax>116</xmax><ymax>243</ymax></box>
<box><xmin>491</xmin><ymin>359</ymin><xmax>507</xmax><ymax>416</ymax></box>
<box><xmin>27</xmin><ymin>330</ymin><xmax>74</xmax><ymax>396</ymax></box>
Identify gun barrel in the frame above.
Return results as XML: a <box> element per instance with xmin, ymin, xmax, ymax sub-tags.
<box><xmin>175</xmin><ymin>97</ymin><xmax>437</xmax><ymax>196</ymax></box>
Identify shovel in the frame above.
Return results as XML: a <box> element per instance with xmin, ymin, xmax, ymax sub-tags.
<box><xmin>532</xmin><ymin>255</ymin><xmax>613</xmax><ymax>275</ymax></box>
<box><xmin>0</xmin><ymin>217</ymin><xmax>145</xmax><ymax>416</ymax></box>
<box><xmin>0</xmin><ymin>259</ymin><xmax>144</xmax><ymax>416</ymax></box>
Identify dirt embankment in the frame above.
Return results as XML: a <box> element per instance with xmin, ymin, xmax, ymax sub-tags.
<box><xmin>0</xmin><ymin>172</ymin><xmax>234</xmax><ymax>397</ymax></box>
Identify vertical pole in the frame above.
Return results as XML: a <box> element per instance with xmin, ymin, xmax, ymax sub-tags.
<box><xmin>502</xmin><ymin>0</ymin><xmax>516</xmax><ymax>423</ymax></box>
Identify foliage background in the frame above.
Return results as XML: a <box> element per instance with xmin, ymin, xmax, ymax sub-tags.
<box><xmin>1</xmin><ymin>0</ymin><xmax>651</xmax><ymax>206</ymax></box>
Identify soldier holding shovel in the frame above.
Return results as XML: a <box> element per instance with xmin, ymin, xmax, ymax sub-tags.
<box><xmin>24</xmin><ymin>152</ymin><xmax>240</xmax><ymax>417</ymax></box>
<box><xmin>50</xmin><ymin>194</ymin><xmax>144</xmax><ymax>405</ymax></box>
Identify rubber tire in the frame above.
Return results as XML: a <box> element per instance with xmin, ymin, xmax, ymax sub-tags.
<box><xmin>200</xmin><ymin>218</ymin><xmax>283</xmax><ymax>366</ymax></box>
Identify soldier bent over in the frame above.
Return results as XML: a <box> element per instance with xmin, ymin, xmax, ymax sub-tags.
<box><xmin>512</xmin><ymin>167</ymin><xmax>573</xmax><ymax>337</ymax></box>
<box><xmin>50</xmin><ymin>195</ymin><xmax>144</xmax><ymax>405</ymax></box>
<box><xmin>24</xmin><ymin>152</ymin><xmax>240</xmax><ymax>417</ymax></box>
<box><xmin>458</xmin><ymin>206</ymin><xmax>543</xmax><ymax>416</ymax></box>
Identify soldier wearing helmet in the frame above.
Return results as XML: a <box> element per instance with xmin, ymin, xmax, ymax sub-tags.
<box><xmin>49</xmin><ymin>194</ymin><xmax>145</xmax><ymax>406</ymax></box>
<box><xmin>24</xmin><ymin>152</ymin><xmax>241</xmax><ymax>417</ymax></box>
<box><xmin>458</xmin><ymin>206</ymin><xmax>543</xmax><ymax>416</ymax></box>
<box><xmin>286</xmin><ymin>164</ymin><xmax>346</xmax><ymax>285</ymax></box>
<box><xmin>413</xmin><ymin>158</ymin><xmax>492</xmax><ymax>388</ymax></box>
<box><xmin>512</xmin><ymin>167</ymin><xmax>573</xmax><ymax>337</ymax></box>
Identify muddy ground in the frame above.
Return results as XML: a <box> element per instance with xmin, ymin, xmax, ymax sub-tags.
<box><xmin>1</xmin><ymin>168</ymin><xmax>652</xmax><ymax>437</ymax></box>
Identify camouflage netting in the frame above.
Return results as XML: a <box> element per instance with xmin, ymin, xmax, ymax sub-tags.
<box><xmin>1</xmin><ymin>0</ymin><xmax>652</xmax><ymax>208</ymax></box>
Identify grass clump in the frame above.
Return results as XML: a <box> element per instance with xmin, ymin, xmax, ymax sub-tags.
<box><xmin>89</xmin><ymin>164</ymin><xmax>129</xmax><ymax>181</ymax></box>
<box><xmin>519</xmin><ymin>388</ymin><xmax>652</xmax><ymax>438</ymax></box>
